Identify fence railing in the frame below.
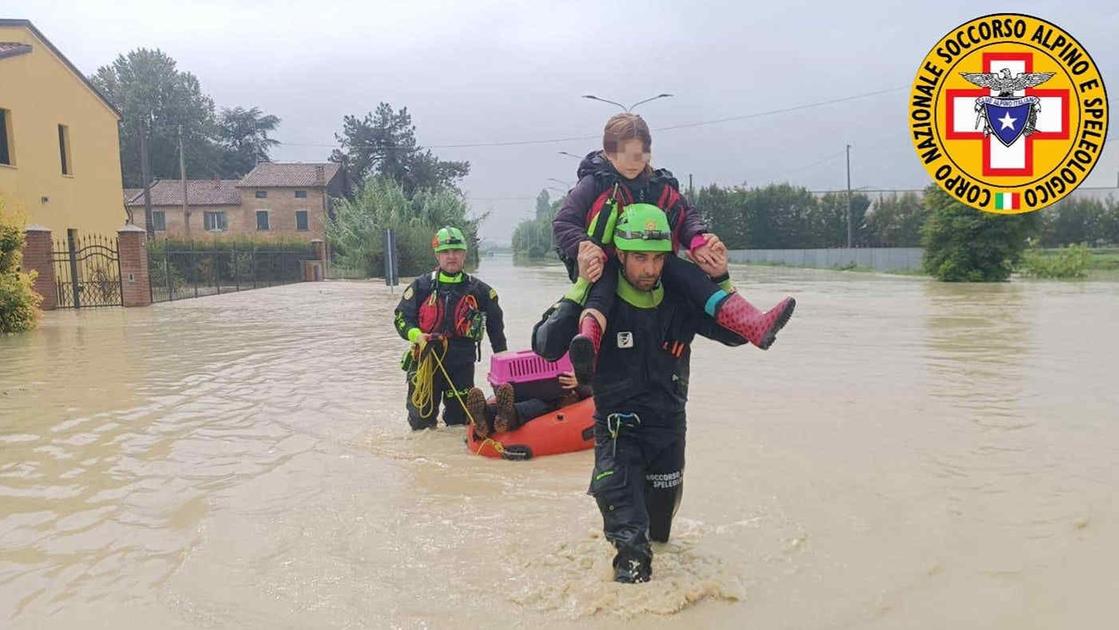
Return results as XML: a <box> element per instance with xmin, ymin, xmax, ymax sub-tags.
<box><xmin>51</xmin><ymin>231</ymin><xmax>123</xmax><ymax>308</ymax></box>
<box><xmin>148</xmin><ymin>243</ymin><xmax>317</xmax><ymax>303</ymax></box>
<box><xmin>726</xmin><ymin>247</ymin><xmax>925</xmax><ymax>272</ymax></box>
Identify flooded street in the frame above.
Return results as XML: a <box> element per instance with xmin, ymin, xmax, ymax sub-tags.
<box><xmin>2</xmin><ymin>256</ymin><xmax>1117</xmax><ymax>629</ymax></box>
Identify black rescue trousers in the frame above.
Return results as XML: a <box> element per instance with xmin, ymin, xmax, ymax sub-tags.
<box><xmin>587</xmin><ymin>410</ymin><xmax>686</xmax><ymax>583</ymax></box>
<box><xmin>405</xmin><ymin>357</ymin><xmax>475</xmax><ymax>431</ymax></box>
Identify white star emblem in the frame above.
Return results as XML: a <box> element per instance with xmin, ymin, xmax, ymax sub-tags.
<box><xmin>998</xmin><ymin>112</ymin><xmax>1017</xmax><ymax>130</ymax></box>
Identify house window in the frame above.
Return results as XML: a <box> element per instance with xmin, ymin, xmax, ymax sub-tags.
<box><xmin>58</xmin><ymin>124</ymin><xmax>72</xmax><ymax>175</ymax></box>
<box><xmin>0</xmin><ymin>109</ymin><xmax>12</xmax><ymax>166</ymax></box>
<box><xmin>295</xmin><ymin>190</ymin><xmax>307</xmax><ymax>198</ymax></box>
<box><xmin>152</xmin><ymin>211</ymin><xmax>166</xmax><ymax>232</ymax></box>
<box><xmin>204</xmin><ymin>211</ymin><xmax>227</xmax><ymax>232</ymax></box>
<box><xmin>296</xmin><ymin>210</ymin><xmax>309</xmax><ymax>231</ymax></box>
<box><xmin>256</xmin><ymin>210</ymin><xmax>270</xmax><ymax>231</ymax></box>
<box><xmin>255</xmin><ymin>190</ymin><xmax>267</xmax><ymax>199</ymax></box>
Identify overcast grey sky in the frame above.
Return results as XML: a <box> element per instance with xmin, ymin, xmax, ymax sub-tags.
<box><xmin>7</xmin><ymin>0</ymin><xmax>1118</xmax><ymax>242</ymax></box>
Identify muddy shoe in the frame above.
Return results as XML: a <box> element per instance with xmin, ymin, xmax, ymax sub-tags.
<box><xmin>612</xmin><ymin>549</ymin><xmax>652</xmax><ymax>584</ymax></box>
<box><xmin>492</xmin><ymin>383</ymin><xmax>517</xmax><ymax>434</ymax></box>
<box><xmin>465</xmin><ymin>387</ymin><xmax>490</xmax><ymax>438</ymax></box>
<box><xmin>714</xmin><ymin>293</ymin><xmax>796</xmax><ymax>350</ymax></box>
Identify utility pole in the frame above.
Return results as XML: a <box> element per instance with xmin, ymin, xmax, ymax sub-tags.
<box><xmin>846</xmin><ymin>144</ymin><xmax>853</xmax><ymax>249</ymax></box>
<box><xmin>139</xmin><ymin>116</ymin><xmax>153</xmax><ymax>237</ymax></box>
<box><xmin>179</xmin><ymin>125</ymin><xmax>190</xmax><ymax>237</ymax></box>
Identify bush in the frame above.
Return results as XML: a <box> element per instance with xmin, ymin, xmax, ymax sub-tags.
<box><xmin>149</xmin><ymin>257</ymin><xmax>187</xmax><ymax>292</ymax></box>
<box><xmin>147</xmin><ymin>236</ymin><xmax>314</xmax><ymax>288</ymax></box>
<box><xmin>326</xmin><ymin>177</ymin><xmax>481</xmax><ymax>277</ymax></box>
<box><xmin>920</xmin><ymin>187</ymin><xmax>1040</xmax><ymax>282</ymax></box>
<box><xmin>1019</xmin><ymin>244</ymin><xmax>1092</xmax><ymax>279</ymax></box>
<box><xmin>0</xmin><ymin>272</ymin><xmax>42</xmax><ymax>333</ymax></box>
<box><xmin>0</xmin><ymin>201</ymin><xmax>42</xmax><ymax>333</ymax></box>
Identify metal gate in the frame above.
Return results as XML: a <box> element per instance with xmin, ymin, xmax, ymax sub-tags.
<box><xmin>51</xmin><ymin>229</ymin><xmax>123</xmax><ymax>308</ymax></box>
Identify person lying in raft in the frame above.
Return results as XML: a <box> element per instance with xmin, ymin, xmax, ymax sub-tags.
<box><xmin>464</xmin><ymin>371</ymin><xmax>591</xmax><ymax>438</ymax></box>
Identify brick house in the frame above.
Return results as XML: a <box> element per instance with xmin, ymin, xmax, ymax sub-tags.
<box><xmin>126</xmin><ymin>162</ymin><xmax>345</xmax><ymax>241</ymax></box>
<box><xmin>126</xmin><ymin>178</ymin><xmax>240</xmax><ymax>237</ymax></box>
<box><xmin>236</xmin><ymin>162</ymin><xmax>344</xmax><ymax>239</ymax></box>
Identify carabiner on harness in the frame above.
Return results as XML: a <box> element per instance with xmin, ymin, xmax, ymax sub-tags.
<box><xmin>605</xmin><ymin>412</ymin><xmax>641</xmax><ymax>458</ymax></box>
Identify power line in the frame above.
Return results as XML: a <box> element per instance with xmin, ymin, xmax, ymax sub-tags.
<box><xmin>274</xmin><ymin>86</ymin><xmax>905</xmax><ymax>151</ymax></box>
<box><xmin>654</xmin><ymin>87</ymin><xmax>906</xmax><ymax>131</ymax></box>
<box><xmin>777</xmin><ymin>149</ymin><xmax>848</xmax><ymax>176</ymax></box>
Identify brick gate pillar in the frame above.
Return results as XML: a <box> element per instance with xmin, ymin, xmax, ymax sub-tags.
<box><xmin>304</xmin><ymin>238</ymin><xmax>326</xmax><ymax>281</ymax></box>
<box><xmin>118</xmin><ymin>225</ymin><xmax>151</xmax><ymax>307</ymax></box>
<box><xmin>22</xmin><ymin>226</ymin><xmax>57</xmax><ymax>311</ymax></box>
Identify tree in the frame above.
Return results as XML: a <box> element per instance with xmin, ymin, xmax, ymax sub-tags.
<box><xmin>535</xmin><ymin>190</ymin><xmax>552</xmax><ymax>221</ymax></box>
<box><xmin>512</xmin><ymin>190</ymin><xmax>560</xmax><ymax>260</ymax></box>
<box><xmin>218</xmin><ymin>106</ymin><xmax>281</xmax><ymax>178</ymax></box>
<box><xmin>864</xmin><ymin>193</ymin><xmax>926</xmax><ymax>247</ymax></box>
<box><xmin>1100</xmin><ymin>197</ymin><xmax>1119</xmax><ymax>245</ymax></box>
<box><xmin>1037</xmin><ymin>196</ymin><xmax>1111</xmax><ymax>247</ymax></box>
<box><xmin>921</xmin><ymin>186</ymin><xmax>1040</xmax><ymax>281</ymax></box>
<box><xmin>325</xmin><ymin>177</ymin><xmax>480</xmax><ymax>277</ymax></box>
<box><xmin>742</xmin><ymin>184</ymin><xmax>818</xmax><ymax>249</ymax></box>
<box><xmin>90</xmin><ymin>49</ymin><xmax>222</xmax><ymax>187</ymax></box>
<box><xmin>512</xmin><ymin>219</ymin><xmax>555</xmax><ymax>260</ymax></box>
<box><xmin>812</xmin><ymin>192</ymin><xmax>871</xmax><ymax>247</ymax></box>
<box><xmin>695</xmin><ymin>184</ymin><xmax>749</xmax><ymax>248</ymax></box>
<box><xmin>330</xmin><ymin>103</ymin><xmax>469</xmax><ymax>195</ymax></box>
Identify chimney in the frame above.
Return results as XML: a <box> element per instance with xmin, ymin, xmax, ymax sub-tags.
<box><xmin>315</xmin><ymin>165</ymin><xmax>325</xmax><ymax>186</ymax></box>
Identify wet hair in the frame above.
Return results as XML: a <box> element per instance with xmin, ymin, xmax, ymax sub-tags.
<box><xmin>603</xmin><ymin>113</ymin><xmax>652</xmax><ymax>154</ymax></box>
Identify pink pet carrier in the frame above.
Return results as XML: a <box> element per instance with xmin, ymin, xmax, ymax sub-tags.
<box><xmin>488</xmin><ymin>349</ymin><xmax>573</xmax><ymax>401</ymax></box>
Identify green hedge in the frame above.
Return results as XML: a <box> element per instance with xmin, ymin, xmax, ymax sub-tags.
<box><xmin>1019</xmin><ymin>244</ymin><xmax>1092</xmax><ymax>279</ymax></box>
<box><xmin>148</xmin><ymin>236</ymin><xmax>315</xmax><ymax>255</ymax></box>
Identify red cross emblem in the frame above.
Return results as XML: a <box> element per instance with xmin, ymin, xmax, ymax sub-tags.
<box><xmin>945</xmin><ymin>52</ymin><xmax>1070</xmax><ymax>177</ymax></box>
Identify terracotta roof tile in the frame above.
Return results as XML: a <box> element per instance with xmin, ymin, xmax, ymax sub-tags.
<box><xmin>124</xmin><ymin>179</ymin><xmax>241</xmax><ymax>207</ymax></box>
<box><xmin>237</xmin><ymin>162</ymin><xmax>341</xmax><ymax>188</ymax></box>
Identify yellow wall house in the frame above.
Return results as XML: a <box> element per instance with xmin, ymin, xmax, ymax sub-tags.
<box><xmin>0</xmin><ymin>19</ymin><xmax>126</xmax><ymax>236</ymax></box>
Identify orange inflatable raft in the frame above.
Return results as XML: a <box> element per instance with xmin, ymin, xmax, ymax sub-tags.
<box><xmin>466</xmin><ymin>397</ymin><xmax>596</xmax><ymax>460</ymax></box>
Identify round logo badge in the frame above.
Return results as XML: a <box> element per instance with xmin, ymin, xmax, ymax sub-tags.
<box><xmin>909</xmin><ymin>14</ymin><xmax>1108</xmax><ymax>213</ymax></box>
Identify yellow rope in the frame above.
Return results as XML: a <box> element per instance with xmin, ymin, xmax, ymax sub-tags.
<box><xmin>428</xmin><ymin>346</ymin><xmax>478</xmax><ymax>428</ymax></box>
<box><xmin>408</xmin><ymin>338</ymin><xmax>519</xmax><ymax>459</ymax></box>
<box><xmin>408</xmin><ymin>339</ymin><xmax>442</xmax><ymax>419</ymax></box>
<box><xmin>474</xmin><ymin>436</ymin><xmax>506</xmax><ymax>456</ymax></box>
<box><xmin>410</xmin><ymin>337</ymin><xmax>482</xmax><ymax>430</ymax></box>
<box><xmin>422</xmin><ymin>345</ymin><xmax>512</xmax><ymax>458</ymax></box>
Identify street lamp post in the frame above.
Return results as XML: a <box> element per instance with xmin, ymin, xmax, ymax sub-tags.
<box><xmin>582</xmin><ymin>93</ymin><xmax>674</xmax><ymax>112</ymax></box>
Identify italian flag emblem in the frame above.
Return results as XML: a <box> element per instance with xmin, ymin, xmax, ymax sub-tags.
<box><xmin>995</xmin><ymin>192</ymin><xmax>1019</xmax><ymax>210</ymax></box>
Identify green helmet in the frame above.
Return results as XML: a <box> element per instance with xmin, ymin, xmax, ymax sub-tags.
<box><xmin>613</xmin><ymin>204</ymin><xmax>673</xmax><ymax>253</ymax></box>
<box><xmin>432</xmin><ymin>226</ymin><xmax>467</xmax><ymax>252</ymax></box>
